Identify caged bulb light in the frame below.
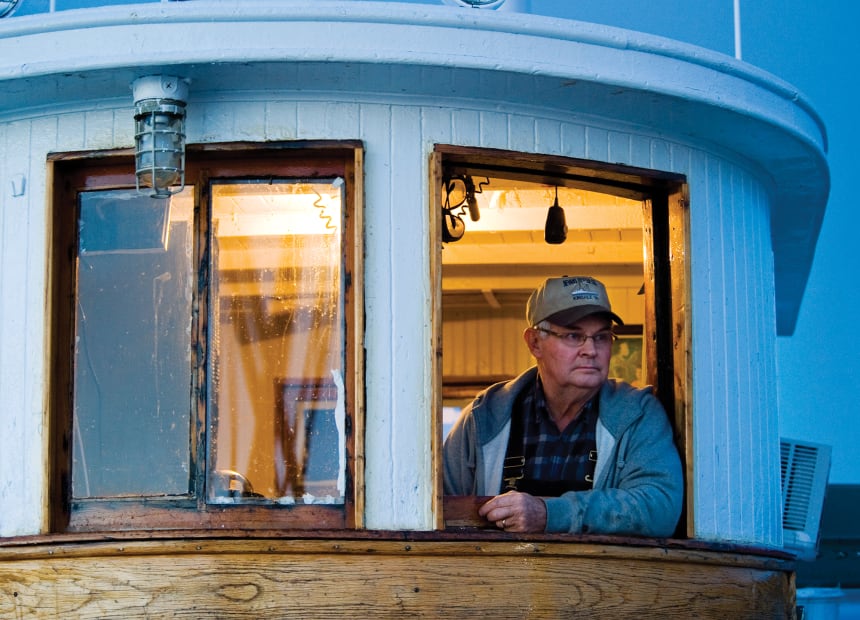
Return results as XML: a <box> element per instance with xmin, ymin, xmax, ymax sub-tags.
<box><xmin>132</xmin><ymin>75</ymin><xmax>189</xmax><ymax>198</ymax></box>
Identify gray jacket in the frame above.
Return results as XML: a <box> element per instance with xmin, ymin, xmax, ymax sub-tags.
<box><xmin>443</xmin><ymin>367</ymin><xmax>683</xmax><ymax>537</ymax></box>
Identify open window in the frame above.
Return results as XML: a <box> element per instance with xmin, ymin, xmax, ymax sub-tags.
<box><xmin>433</xmin><ymin>146</ymin><xmax>690</xmax><ymax>534</ymax></box>
<box><xmin>49</xmin><ymin>143</ymin><xmax>363</xmax><ymax>532</ymax></box>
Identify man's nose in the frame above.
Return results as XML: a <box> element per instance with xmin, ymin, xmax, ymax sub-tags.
<box><xmin>580</xmin><ymin>337</ymin><xmax>598</xmax><ymax>355</ymax></box>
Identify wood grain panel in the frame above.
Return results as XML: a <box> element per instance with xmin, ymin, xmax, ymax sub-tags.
<box><xmin>0</xmin><ymin>537</ymin><xmax>795</xmax><ymax>618</ymax></box>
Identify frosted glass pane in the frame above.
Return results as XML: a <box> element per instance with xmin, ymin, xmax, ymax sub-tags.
<box><xmin>72</xmin><ymin>188</ymin><xmax>194</xmax><ymax>498</ymax></box>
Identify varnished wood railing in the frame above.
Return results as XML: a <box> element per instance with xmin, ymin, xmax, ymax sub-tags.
<box><xmin>1</xmin><ymin>521</ymin><xmax>796</xmax><ymax>618</ymax></box>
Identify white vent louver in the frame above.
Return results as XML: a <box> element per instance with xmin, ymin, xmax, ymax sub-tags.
<box><xmin>780</xmin><ymin>438</ymin><xmax>831</xmax><ymax>561</ymax></box>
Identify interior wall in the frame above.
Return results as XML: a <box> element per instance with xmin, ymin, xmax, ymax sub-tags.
<box><xmin>442</xmin><ymin>282</ymin><xmax>645</xmax><ymax>382</ymax></box>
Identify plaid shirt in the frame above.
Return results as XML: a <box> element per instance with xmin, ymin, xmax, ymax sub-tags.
<box><xmin>507</xmin><ymin>376</ymin><xmax>598</xmax><ymax>490</ymax></box>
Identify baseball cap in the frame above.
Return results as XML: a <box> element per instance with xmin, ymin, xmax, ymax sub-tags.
<box><xmin>526</xmin><ymin>276</ymin><xmax>624</xmax><ymax>327</ymax></box>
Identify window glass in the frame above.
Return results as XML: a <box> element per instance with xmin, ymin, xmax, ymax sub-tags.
<box><xmin>57</xmin><ymin>148</ymin><xmax>359</xmax><ymax>532</ymax></box>
<box><xmin>73</xmin><ymin>188</ymin><xmax>194</xmax><ymax>498</ymax></box>
<box><xmin>207</xmin><ymin>180</ymin><xmax>346</xmax><ymax>505</ymax></box>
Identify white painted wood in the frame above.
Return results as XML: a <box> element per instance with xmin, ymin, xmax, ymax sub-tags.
<box><xmin>0</xmin><ymin>4</ymin><xmax>828</xmax><ymax>544</ymax></box>
<box><xmin>0</xmin><ymin>94</ymin><xmax>793</xmax><ymax>544</ymax></box>
<box><xmin>686</xmin><ymin>155</ymin><xmax>781</xmax><ymax>546</ymax></box>
<box><xmin>0</xmin><ymin>118</ymin><xmax>49</xmax><ymax>536</ymax></box>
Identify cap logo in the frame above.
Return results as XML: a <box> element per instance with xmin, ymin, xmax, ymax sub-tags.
<box><xmin>563</xmin><ymin>277</ymin><xmax>601</xmax><ymax>301</ymax></box>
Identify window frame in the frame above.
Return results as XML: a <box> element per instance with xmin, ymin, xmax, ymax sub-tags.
<box><xmin>48</xmin><ymin>142</ymin><xmax>365</xmax><ymax>533</ymax></box>
<box><xmin>432</xmin><ymin>145</ymin><xmax>691</xmax><ymax>536</ymax></box>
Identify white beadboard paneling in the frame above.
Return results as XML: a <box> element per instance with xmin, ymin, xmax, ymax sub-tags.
<box><xmin>691</xmin><ymin>154</ymin><xmax>727</xmax><ymax>541</ymax></box>
<box><xmin>25</xmin><ymin>116</ymin><xmax>58</xmax><ymax>533</ymax></box>
<box><xmin>421</xmin><ymin>106</ymin><xmax>454</xmax><ymax>147</ymax></box>
<box><xmin>508</xmin><ymin>115</ymin><xmax>535</xmax><ymax>154</ymax></box>
<box><xmin>357</xmin><ymin>103</ymin><xmax>395</xmax><ymax>528</ymax></box>
<box><xmin>362</xmin><ymin>103</ymin><xmax>437</xmax><ymax>530</ymax></box>
<box><xmin>479</xmin><ymin>111</ymin><xmax>507</xmax><ymax>148</ymax></box>
<box><xmin>195</xmin><ymin>100</ymin><xmax>234</xmax><ymax>143</ymax></box>
<box><xmin>0</xmin><ymin>118</ymin><xmax>45</xmax><ymax>536</ymax></box>
<box><xmin>230</xmin><ymin>100</ymin><xmax>267</xmax><ymax>142</ymax></box>
<box><xmin>650</xmin><ymin>138</ymin><xmax>672</xmax><ymax>173</ymax></box>
<box><xmin>607</xmin><ymin>131</ymin><xmax>632</xmax><ymax>165</ymax></box>
<box><xmin>561</xmin><ymin>123</ymin><xmax>586</xmax><ymax>159</ymax></box>
<box><xmin>263</xmin><ymin>101</ymin><xmax>299</xmax><ymax>141</ymax></box>
<box><xmin>382</xmin><ymin>104</ymin><xmax>432</xmax><ymax>528</ymax></box>
<box><xmin>629</xmin><ymin>134</ymin><xmax>653</xmax><ymax>170</ymax></box>
<box><xmin>688</xmin><ymin>152</ymin><xmax>781</xmax><ymax>545</ymax></box>
<box><xmin>298</xmin><ymin>101</ymin><xmax>360</xmax><ymax>141</ymax></box>
<box><xmin>534</xmin><ymin>118</ymin><xmax>562</xmax><ymax>155</ymax></box>
<box><xmin>1</xmin><ymin>121</ymin><xmax>30</xmax><ymax>535</ymax></box>
<box><xmin>451</xmin><ymin>108</ymin><xmax>480</xmax><ymax>146</ymax></box>
<box><xmin>57</xmin><ymin>112</ymin><xmax>86</xmax><ymax>151</ymax></box>
<box><xmin>754</xmin><ymin>179</ymin><xmax>782</xmax><ymax>545</ymax></box>
<box><xmin>669</xmin><ymin>144</ymin><xmax>693</xmax><ymax>181</ymax></box>
<box><xmin>0</xmin><ymin>93</ymin><xmax>789</xmax><ymax>544</ymax></box>
<box><xmin>585</xmin><ymin>126</ymin><xmax>609</xmax><ymax>163</ymax></box>
<box><xmin>83</xmin><ymin>109</ymin><xmax>116</xmax><ymax>149</ymax></box>
<box><xmin>111</xmin><ymin>106</ymin><xmax>133</xmax><ymax>149</ymax></box>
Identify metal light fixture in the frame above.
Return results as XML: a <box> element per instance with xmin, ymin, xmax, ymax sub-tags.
<box><xmin>132</xmin><ymin>75</ymin><xmax>188</xmax><ymax>198</ymax></box>
<box><xmin>441</xmin><ymin>175</ymin><xmax>484</xmax><ymax>242</ymax></box>
<box><xmin>544</xmin><ymin>186</ymin><xmax>567</xmax><ymax>244</ymax></box>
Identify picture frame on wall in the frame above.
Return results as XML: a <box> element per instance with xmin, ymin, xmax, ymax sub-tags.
<box><xmin>610</xmin><ymin>325</ymin><xmax>645</xmax><ymax>388</ymax></box>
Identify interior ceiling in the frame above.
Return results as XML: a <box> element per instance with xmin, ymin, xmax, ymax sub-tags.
<box><xmin>442</xmin><ymin>178</ymin><xmax>645</xmax><ymax>310</ymax></box>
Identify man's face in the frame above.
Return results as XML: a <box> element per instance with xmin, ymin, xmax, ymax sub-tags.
<box><xmin>525</xmin><ymin>315</ymin><xmax>614</xmax><ymax>393</ymax></box>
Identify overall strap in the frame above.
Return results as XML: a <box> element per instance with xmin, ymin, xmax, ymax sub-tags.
<box><xmin>502</xmin><ymin>387</ymin><xmax>598</xmax><ymax>495</ymax></box>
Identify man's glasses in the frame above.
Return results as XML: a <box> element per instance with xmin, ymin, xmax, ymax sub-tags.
<box><xmin>533</xmin><ymin>326</ymin><xmax>617</xmax><ymax>349</ymax></box>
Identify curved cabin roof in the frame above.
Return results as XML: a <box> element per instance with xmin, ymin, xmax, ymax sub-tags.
<box><xmin>0</xmin><ymin>1</ymin><xmax>828</xmax><ymax>334</ymax></box>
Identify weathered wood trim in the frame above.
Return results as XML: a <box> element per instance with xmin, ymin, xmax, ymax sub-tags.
<box><xmin>0</xmin><ymin>535</ymin><xmax>796</xmax><ymax>618</ymax></box>
<box><xmin>669</xmin><ymin>185</ymin><xmax>694</xmax><ymax>539</ymax></box>
<box><xmin>430</xmin><ymin>149</ymin><xmax>445</xmax><ymax>530</ymax></box>
<box><xmin>641</xmin><ymin>198</ymin><xmax>658</xmax><ymax>389</ymax></box>
<box><xmin>350</xmin><ymin>145</ymin><xmax>366</xmax><ymax>530</ymax></box>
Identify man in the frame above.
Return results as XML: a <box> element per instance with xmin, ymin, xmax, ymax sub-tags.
<box><xmin>443</xmin><ymin>276</ymin><xmax>683</xmax><ymax>537</ymax></box>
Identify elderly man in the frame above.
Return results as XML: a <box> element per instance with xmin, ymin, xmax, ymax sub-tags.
<box><xmin>443</xmin><ymin>276</ymin><xmax>683</xmax><ymax>537</ymax></box>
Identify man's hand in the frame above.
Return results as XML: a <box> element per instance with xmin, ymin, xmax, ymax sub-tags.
<box><xmin>478</xmin><ymin>490</ymin><xmax>547</xmax><ymax>533</ymax></box>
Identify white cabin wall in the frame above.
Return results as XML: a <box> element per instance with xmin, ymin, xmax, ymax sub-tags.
<box><xmin>0</xmin><ymin>119</ymin><xmax>46</xmax><ymax>537</ymax></box>
<box><xmin>0</xmin><ymin>91</ymin><xmax>782</xmax><ymax>543</ymax></box>
<box><xmin>361</xmin><ymin>104</ymin><xmax>436</xmax><ymax>529</ymax></box>
<box><xmin>687</xmin><ymin>153</ymin><xmax>781</xmax><ymax>545</ymax></box>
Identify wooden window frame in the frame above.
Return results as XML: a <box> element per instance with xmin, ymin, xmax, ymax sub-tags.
<box><xmin>48</xmin><ymin>142</ymin><xmax>365</xmax><ymax>533</ymax></box>
<box><xmin>431</xmin><ymin>146</ymin><xmax>692</xmax><ymax>537</ymax></box>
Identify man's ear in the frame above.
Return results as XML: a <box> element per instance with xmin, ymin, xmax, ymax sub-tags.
<box><xmin>523</xmin><ymin>327</ymin><xmax>542</xmax><ymax>359</ymax></box>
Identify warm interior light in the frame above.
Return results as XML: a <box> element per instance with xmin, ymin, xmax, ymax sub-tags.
<box><xmin>133</xmin><ymin>75</ymin><xmax>188</xmax><ymax>198</ymax></box>
<box><xmin>211</xmin><ymin>181</ymin><xmax>343</xmax><ymax>237</ymax></box>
